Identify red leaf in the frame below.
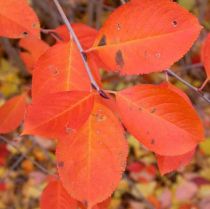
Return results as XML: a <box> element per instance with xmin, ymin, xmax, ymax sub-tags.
<box><xmin>55</xmin><ymin>23</ymin><xmax>98</xmax><ymax>49</ymax></box>
<box><xmin>0</xmin><ymin>0</ymin><xmax>40</xmax><ymax>38</ymax></box>
<box><xmin>23</xmin><ymin>91</ymin><xmax>94</xmax><ymax>139</ymax></box>
<box><xmin>0</xmin><ymin>143</ymin><xmax>9</xmax><ymax>166</ymax></box>
<box><xmin>31</xmin><ymin>41</ymin><xmax>100</xmax><ymax>101</ymax></box>
<box><xmin>90</xmin><ymin>0</ymin><xmax>201</xmax><ymax>75</ymax></box>
<box><xmin>56</xmin><ymin>98</ymin><xmax>128</xmax><ymax>208</ymax></box>
<box><xmin>40</xmin><ymin>179</ymin><xmax>77</xmax><ymax>209</ymax></box>
<box><xmin>0</xmin><ymin>93</ymin><xmax>27</xmax><ymax>133</ymax></box>
<box><xmin>116</xmin><ymin>83</ymin><xmax>204</xmax><ymax>156</ymax></box>
<box><xmin>156</xmin><ymin>149</ymin><xmax>195</xmax><ymax>175</ymax></box>
<box><xmin>19</xmin><ymin>37</ymin><xmax>49</xmax><ymax>72</ymax></box>
<box><xmin>201</xmin><ymin>33</ymin><xmax>210</xmax><ymax>79</ymax></box>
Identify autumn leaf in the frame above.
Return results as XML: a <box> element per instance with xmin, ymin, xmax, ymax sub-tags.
<box><xmin>23</xmin><ymin>91</ymin><xmax>94</xmax><ymax>139</ymax></box>
<box><xmin>0</xmin><ymin>143</ymin><xmax>9</xmax><ymax>166</ymax></box>
<box><xmin>116</xmin><ymin>83</ymin><xmax>204</xmax><ymax>156</ymax></box>
<box><xmin>0</xmin><ymin>0</ymin><xmax>40</xmax><ymax>38</ymax></box>
<box><xmin>56</xmin><ymin>98</ymin><xmax>128</xmax><ymax>208</ymax></box>
<box><xmin>0</xmin><ymin>93</ymin><xmax>27</xmax><ymax>133</ymax></box>
<box><xmin>31</xmin><ymin>42</ymin><xmax>95</xmax><ymax>101</ymax></box>
<box><xmin>156</xmin><ymin>149</ymin><xmax>195</xmax><ymax>175</ymax></box>
<box><xmin>19</xmin><ymin>37</ymin><xmax>49</xmax><ymax>72</ymax></box>
<box><xmin>89</xmin><ymin>0</ymin><xmax>201</xmax><ymax>75</ymax></box>
<box><xmin>201</xmin><ymin>33</ymin><xmax>210</xmax><ymax>79</ymax></box>
<box><xmin>40</xmin><ymin>179</ymin><xmax>77</xmax><ymax>209</ymax></box>
<box><xmin>55</xmin><ymin>23</ymin><xmax>98</xmax><ymax>49</ymax></box>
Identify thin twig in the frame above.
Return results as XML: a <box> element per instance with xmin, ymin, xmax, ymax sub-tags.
<box><xmin>41</xmin><ymin>28</ymin><xmax>63</xmax><ymax>42</ymax></box>
<box><xmin>166</xmin><ymin>69</ymin><xmax>210</xmax><ymax>104</ymax></box>
<box><xmin>0</xmin><ymin>135</ymin><xmax>53</xmax><ymax>176</ymax></box>
<box><xmin>52</xmin><ymin>0</ymin><xmax>109</xmax><ymax>99</ymax></box>
<box><xmin>199</xmin><ymin>78</ymin><xmax>209</xmax><ymax>91</ymax></box>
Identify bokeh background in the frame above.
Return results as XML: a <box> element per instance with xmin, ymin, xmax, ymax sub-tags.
<box><xmin>0</xmin><ymin>0</ymin><xmax>210</xmax><ymax>208</ymax></box>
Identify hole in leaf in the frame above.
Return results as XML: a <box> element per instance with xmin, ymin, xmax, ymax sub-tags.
<box><xmin>172</xmin><ymin>20</ymin><xmax>178</xmax><ymax>27</ymax></box>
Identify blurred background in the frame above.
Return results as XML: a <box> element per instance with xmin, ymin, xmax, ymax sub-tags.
<box><xmin>0</xmin><ymin>0</ymin><xmax>210</xmax><ymax>208</ymax></box>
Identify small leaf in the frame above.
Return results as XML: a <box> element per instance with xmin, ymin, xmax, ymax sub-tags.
<box><xmin>90</xmin><ymin>0</ymin><xmax>201</xmax><ymax>75</ymax></box>
<box><xmin>201</xmin><ymin>33</ymin><xmax>210</xmax><ymax>79</ymax></box>
<box><xmin>156</xmin><ymin>149</ymin><xmax>195</xmax><ymax>175</ymax></box>
<box><xmin>116</xmin><ymin>83</ymin><xmax>204</xmax><ymax>156</ymax></box>
<box><xmin>23</xmin><ymin>91</ymin><xmax>94</xmax><ymax>139</ymax></box>
<box><xmin>56</xmin><ymin>97</ymin><xmax>128</xmax><ymax>208</ymax></box>
<box><xmin>19</xmin><ymin>37</ymin><xmax>49</xmax><ymax>72</ymax></box>
<box><xmin>0</xmin><ymin>0</ymin><xmax>40</xmax><ymax>38</ymax></box>
<box><xmin>55</xmin><ymin>23</ymin><xmax>98</xmax><ymax>49</ymax></box>
<box><xmin>0</xmin><ymin>143</ymin><xmax>9</xmax><ymax>166</ymax></box>
<box><xmin>0</xmin><ymin>93</ymin><xmax>27</xmax><ymax>133</ymax></box>
<box><xmin>40</xmin><ymin>179</ymin><xmax>77</xmax><ymax>209</ymax></box>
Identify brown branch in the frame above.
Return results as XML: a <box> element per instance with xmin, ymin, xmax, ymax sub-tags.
<box><xmin>52</xmin><ymin>0</ymin><xmax>109</xmax><ymax>99</ymax></box>
<box><xmin>166</xmin><ymin>69</ymin><xmax>210</xmax><ymax>104</ymax></box>
<box><xmin>0</xmin><ymin>135</ymin><xmax>53</xmax><ymax>176</ymax></box>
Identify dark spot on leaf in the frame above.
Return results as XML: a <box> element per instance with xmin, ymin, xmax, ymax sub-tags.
<box><xmin>22</xmin><ymin>32</ymin><xmax>29</xmax><ymax>37</ymax></box>
<box><xmin>115</xmin><ymin>50</ymin><xmax>125</xmax><ymax>68</ymax></box>
<box><xmin>150</xmin><ymin>108</ymin><xmax>156</xmax><ymax>113</ymax></box>
<box><xmin>172</xmin><ymin>20</ymin><xmax>178</xmax><ymax>27</ymax></box>
<box><xmin>151</xmin><ymin>139</ymin><xmax>155</xmax><ymax>145</ymax></box>
<box><xmin>32</xmin><ymin>23</ymin><xmax>37</xmax><ymax>28</ymax></box>
<box><xmin>82</xmin><ymin>200</ymin><xmax>88</xmax><ymax>208</ymax></box>
<box><xmin>116</xmin><ymin>23</ymin><xmax>121</xmax><ymax>31</ymax></box>
<box><xmin>138</xmin><ymin>107</ymin><xmax>142</xmax><ymax>111</ymax></box>
<box><xmin>98</xmin><ymin>35</ymin><xmax>107</xmax><ymax>46</ymax></box>
<box><xmin>57</xmin><ymin>161</ymin><xmax>64</xmax><ymax>168</ymax></box>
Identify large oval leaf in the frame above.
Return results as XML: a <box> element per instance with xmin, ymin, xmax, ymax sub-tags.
<box><xmin>56</xmin><ymin>98</ymin><xmax>128</xmax><ymax>208</ymax></box>
<box><xmin>116</xmin><ymin>83</ymin><xmax>204</xmax><ymax>156</ymax></box>
<box><xmin>0</xmin><ymin>93</ymin><xmax>26</xmax><ymax>133</ymax></box>
<box><xmin>0</xmin><ymin>0</ymin><xmax>40</xmax><ymax>38</ymax></box>
<box><xmin>40</xmin><ymin>179</ymin><xmax>77</xmax><ymax>209</ymax></box>
<box><xmin>90</xmin><ymin>0</ymin><xmax>201</xmax><ymax>75</ymax></box>
<box><xmin>23</xmin><ymin>91</ymin><xmax>94</xmax><ymax>139</ymax></box>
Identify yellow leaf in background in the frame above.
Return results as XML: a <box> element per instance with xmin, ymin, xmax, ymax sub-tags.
<box><xmin>0</xmin><ymin>59</ymin><xmax>21</xmax><ymax>97</ymax></box>
<box><xmin>178</xmin><ymin>0</ymin><xmax>196</xmax><ymax>11</ymax></box>
<box><xmin>136</xmin><ymin>182</ymin><xmax>156</xmax><ymax>197</ymax></box>
<box><xmin>198</xmin><ymin>185</ymin><xmax>210</xmax><ymax>198</ymax></box>
<box><xmin>199</xmin><ymin>138</ymin><xmax>210</xmax><ymax>156</ymax></box>
<box><xmin>128</xmin><ymin>135</ymin><xmax>142</xmax><ymax>159</ymax></box>
<box><xmin>200</xmin><ymin>167</ymin><xmax>210</xmax><ymax>181</ymax></box>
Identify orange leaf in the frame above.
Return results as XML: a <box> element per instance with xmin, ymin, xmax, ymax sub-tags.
<box><xmin>201</xmin><ymin>33</ymin><xmax>210</xmax><ymax>79</ymax></box>
<box><xmin>31</xmin><ymin>41</ymin><xmax>100</xmax><ymax>101</ymax></box>
<box><xmin>0</xmin><ymin>0</ymin><xmax>40</xmax><ymax>38</ymax></box>
<box><xmin>23</xmin><ymin>91</ymin><xmax>94</xmax><ymax>139</ymax></box>
<box><xmin>56</xmin><ymin>98</ymin><xmax>128</xmax><ymax>208</ymax></box>
<box><xmin>0</xmin><ymin>93</ymin><xmax>27</xmax><ymax>133</ymax></box>
<box><xmin>90</xmin><ymin>0</ymin><xmax>201</xmax><ymax>75</ymax></box>
<box><xmin>55</xmin><ymin>23</ymin><xmax>98</xmax><ymax>49</ymax></box>
<box><xmin>40</xmin><ymin>179</ymin><xmax>77</xmax><ymax>209</ymax></box>
<box><xmin>156</xmin><ymin>149</ymin><xmax>195</xmax><ymax>175</ymax></box>
<box><xmin>116</xmin><ymin>83</ymin><xmax>204</xmax><ymax>156</ymax></box>
<box><xmin>19</xmin><ymin>37</ymin><xmax>49</xmax><ymax>72</ymax></box>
